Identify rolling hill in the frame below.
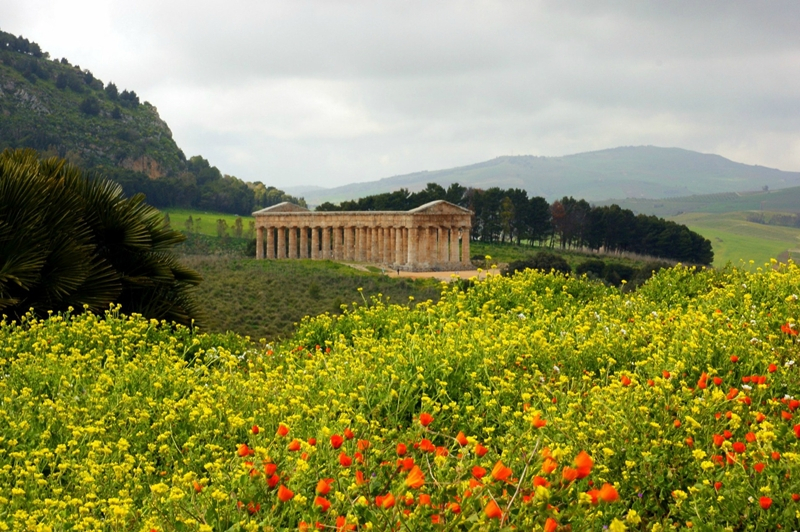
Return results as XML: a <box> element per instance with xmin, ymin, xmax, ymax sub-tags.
<box><xmin>287</xmin><ymin>146</ymin><xmax>800</xmax><ymax>206</ymax></box>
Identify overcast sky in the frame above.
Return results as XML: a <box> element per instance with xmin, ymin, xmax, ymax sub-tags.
<box><xmin>6</xmin><ymin>1</ymin><xmax>800</xmax><ymax>188</ymax></box>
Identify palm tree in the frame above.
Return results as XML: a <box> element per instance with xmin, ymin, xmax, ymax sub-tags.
<box><xmin>0</xmin><ymin>148</ymin><xmax>202</xmax><ymax>325</ymax></box>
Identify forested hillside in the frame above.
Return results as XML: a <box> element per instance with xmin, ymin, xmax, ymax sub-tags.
<box><xmin>0</xmin><ymin>30</ymin><xmax>303</xmax><ymax>214</ymax></box>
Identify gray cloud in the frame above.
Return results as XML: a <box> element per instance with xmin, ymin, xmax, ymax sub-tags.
<box><xmin>6</xmin><ymin>0</ymin><xmax>800</xmax><ymax>188</ymax></box>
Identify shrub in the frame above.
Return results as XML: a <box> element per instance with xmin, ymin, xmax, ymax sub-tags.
<box><xmin>0</xmin><ymin>148</ymin><xmax>202</xmax><ymax>325</ymax></box>
<box><xmin>503</xmin><ymin>251</ymin><xmax>571</xmax><ymax>276</ymax></box>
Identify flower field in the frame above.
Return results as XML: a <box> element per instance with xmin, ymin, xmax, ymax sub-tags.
<box><xmin>1</xmin><ymin>262</ymin><xmax>799</xmax><ymax>531</ymax></box>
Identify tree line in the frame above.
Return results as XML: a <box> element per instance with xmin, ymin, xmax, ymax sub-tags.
<box><xmin>105</xmin><ymin>156</ymin><xmax>306</xmax><ymax>215</ymax></box>
<box><xmin>317</xmin><ymin>183</ymin><xmax>714</xmax><ymax>265</ymax></box>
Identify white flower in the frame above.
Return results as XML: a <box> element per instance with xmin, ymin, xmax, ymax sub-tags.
<box><xmin>742</xmin><ymin>384</ymin><xmax>752</xmax><ymax>391</ymax></box>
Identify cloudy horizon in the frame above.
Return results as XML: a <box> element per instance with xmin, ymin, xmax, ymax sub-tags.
<box><xmin>6</xmin><ymin>1</ymin><xmax>800</xmax><ymax>188</ymax></box>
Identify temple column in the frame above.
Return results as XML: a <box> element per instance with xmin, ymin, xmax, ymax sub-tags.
<box><xmin>438</xmin><ymin>227</ymin><xmax>446</xmax><ymax>265</ymax></box>
<box><xmin>322</xmin><ymin>226</ymin><xmax>331</xmax><ymax>259</ymax></box>
<box><xmin>385</xmin><ymin>227</ymin><xmax>391</xmax><ymax>263</ymax></box>
<box><xmin>356</xmin><ymin>227</ymin><xmax>365</xmax><ymax>262</ymax></box>
<box><xmin>266</xmin><ymin>227</ymin><xmax>275</xmax><ymax>259</ymax></box>
<box><xmin>394</xmin><ymin>227</ymin><xmax>403</xmax><ymax>264</ymax></box>
<box><xmin>310</xmin><ymin>227</ymin><xmax>319</xmax><ymax>259</ymax></box>
<box><xmin>300</xmin><ymin>227</ymin><xmax>309</xmax><ymax>259</ymax></box>
<box><xmin>401</xmin><ymin>227</ymin><xmax>408</xmax><ymax>264</ymax></box>
<box><xmin>461</xmin><ymin>228</ymin><xmax>470</xmax><ymax>264</ymax></box>
<box><xmin>344</xmin><ymin>226</ymin><xmax>353</xmax><ymax>260</ymax></box>
<box><xmin>449</xmin><ymin>227</ymin><xmax>458</xmax><ymax>263</ymax></box>
<box><xmin>420</xmin><ymin>226</ymin><xmax>430</xmax><ymax>265</ymax></box>
<box><xmin>334</xmin><ymin>226</ymin><xmax>343</xmax><ymax>260</ymax></box>
<box><xmin>256</xmin><ymin>226</ymin><xmax>264</xmax><ymax>259</ymax></box>
<box><xmin>408</xmin><ymin>226</ymin><xmax>418</xmax><ymax>266</ymax></box>
<box><xmin>370</xmin><ymin>226</ymin><xmax>378</xmax><ymax>262</ymax></box>
<box><xmin>277</xmin><ymin>227</ymin><xmax>286</xmax><ymax>258</ymax></box>
<box><xmin>288</xmin><ymin>227</ymin><xmax>297</xmax><ymax>258</ymax></box>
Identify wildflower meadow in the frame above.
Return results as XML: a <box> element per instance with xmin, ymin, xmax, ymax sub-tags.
<box><xmin>1</xmin><ymin>261</ymin><xmax>799</xmax><ymax>531</ymax></box>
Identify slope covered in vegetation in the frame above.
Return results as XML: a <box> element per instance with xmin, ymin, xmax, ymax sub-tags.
<box><xmin>0</xmin><ymin>31</ymin><xmax>302</xmax><ymax>214</ymax></box>
<box><xmin>1</xmin><ymin>262</ymin><xmax>799</xmax><ymax>530</ymax></box>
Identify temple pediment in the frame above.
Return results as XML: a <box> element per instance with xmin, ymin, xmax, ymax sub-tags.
<box><xmin>252</xmin><ymin>202</ymin><xmax>310</xmax><ymax>215</ymax></box>
<box><xmin>407</xmin><ymin>200</ymin><xmax>472</xmax><ymax>215</ymax></box>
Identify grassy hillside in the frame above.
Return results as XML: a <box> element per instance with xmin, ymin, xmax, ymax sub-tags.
<box><xmin>164</xmin><ymin>208</ymin><xmax>255</xmax><ymax>238</ymax></box>
<box><xmin>290</xmin><ymin>146</ymin><xmax>800</xmax><ymax>205</ymax></box>
<box><xmin>673</xmin><ymin>211</ymin><xmax>800</xmax><ymax>267</ymax></box>
<box><xmin>182</xmin><ymin>256</ymin><xmax>441</xmax><ymax>341</ymax></box>
<box><xmin>3</xmin><ymin>264</ymin><xmax>800</xmax><ymax>529</ymax></box>
<box><xmin>602</xmin><ymin>186</ymin><xmax>800</xmax><ymax>217</ymax></box>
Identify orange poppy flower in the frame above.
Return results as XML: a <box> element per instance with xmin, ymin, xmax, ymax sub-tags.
<box><xmin>484</xmin><ymin>500</ymin><xmax>503</xmax><ymax>519</ymax></box>
<box><xmin>419</xmin><ymin>439</ymin><xmax>436</xmax><ymax>453</ymax></box>
<box><xmin>344</xmin><ymin>428</ymin><xmax>355</xmax><ymax>440</ymax></box>
<box><xmin>759</xmin><ymin>496</ymin><xmax>772</xmax><ymax>509</ymax></box>
<box><xmin>620</xmin><ymin>374</ymin><xmax>631</xmax><ymax>387</ymax></box>
<box><xmin>544</xmin><ymin>517</ymin><xmax>558</xmax><ymax>532</ymax></box>
<box><xmin>532</xmin><ymin>413</ymin><xmax>547</xmax><ymax>429</ymax></box>
<box><xmin>335</xmin><ymin>515</ymin><xmax>356</xmax><ymax>531</ymax></box>
<box><xmin>491</xmin><ymin>460</ymin><xmax>512</xmax><ymax>482</ymax></box>
<box><xmin>419</xmin><ymin>413</ymin><xmax>434</xmax><ymax>427</ymax></box>
<box><xmin>357</xmin><ymin>439</ymin><xmax>370</xmax><ymax>451</ymax></box>
<box><xmin>376</xmin><ymin>493</ymin><xmax>396</xmax><ymax>509</ymax></box>
<box><xmin>277</xmin><ymin>424</ymin><xmax>289</xmax><ymax>437</ymax></box>
<box><xmin>339</xmin><ymin>453</ymin><xmax>352</xmax><ymax>467</ymax></box>
<box><xmin>405</xmin><ymin>465</ymin><xmax>425</xmax><ymax>489</ymax></box>
<box><xmin>574</xmin><ymin>451</ymin><xmax>593</xmax><ymax>479</ymax></box>
<box><xmin>355</xmin><ymin>470</ymin><xmax>367</xmax><ymax>485</ymax></box>
<box><xmin>251</xmin><ymin>425</ymin><xmax>260</xmax><ymax>434</ymax></box>
<box><xmin>542</xmin><ymin>457</ymin><xmax>558</xmax><ymax>474</ymax></box>
<box><xmin>472</xmin><ymin>466</ymin><xmax>487</xmax><ymax>479</ymax></box>
<box><xmin>561</xmin><ymin>467</ymin><xmax>578</xmax><ymax>482</ymax></box>
<box><xmin>316</xmin><ymin>478</ymin><xmax>333</xmax><ymax>495</ymax></box>
<box><xmin>586</xmin><ymin>489</ymin><xmax>600</xmax><ymax>505</ymax></box>
<box><xmin>314</xmin><ymin>496</ymin><xmax>331</xmax><ymax>512</ymax></box>
<box><xmin>237</xmin><ymin>443</ymin><xmax>254</xmax><ymax>457</ymax></box>
<box><xmin>697</xmin><ymin>372</ymin><xmax>708</xmax><ymax>389</ymax></box>
<box><xmin>192</xmin><ymin>481</ymin><xmax>203</xmax><ymax>493</ymax></box>
<box><xmin>533</xmin><ymin>476</ymin><xmax>550</xmax><ymax>487</ymax></box>
<box><xmin>418</xmin><ymin>494</ymin><xmax>432</xmax><ymax>506</ymax></box>
<box><xmin>277</xmin><ymin>485</ymin><xmax>294</xmax><ymax>502</ymax></box>
<box><xmin>712</xmin><ymin>376</ymin><xmax>723</xmax><ymax>386</ymax></box>
<box><xmin>267</xmin><ymin>473</ymin><xmax>280</xmax><ymax>488</ymax></box>
<box><xmin>396</xmin><ymin>443</ymin><xmax>408</xmax><ymax>456</ymax></box>
<box><xmin>456</xmin><ymin>431</ymin><xmax>468</xmax><ymax>446</ymax></box>
<box><xmin>475</xmin><ymin>443</ymin><xmax>488</xmax><ymax>457</ymax></box>
<box><xmin>287</xmin><ymin>439</ymin><xmax>301</xmax><ymax>452</ymax></box>
<box><xmin>598</xmin><ymin>483</ymin><xmax>619</xmax><ymax>503</ymax></box>
<box><xmin>754</xmin><ymin>462</ymin><xmax>765</xmax><ymax>473</ymax></box>
<box><xmin>330</xmin><ymin>434</ymin><xmax>344</xmax><ymax>449</ymax></box>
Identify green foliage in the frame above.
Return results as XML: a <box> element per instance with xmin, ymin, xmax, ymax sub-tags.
<box><xmin>0</xmin><ymin>148</ymin><xmax>202</xmax><ymax>325</ymax></box>
<box><xmin>503</xmin><ymin>251</ymin><xmax>572</xmax><ymax>276</ymax></box>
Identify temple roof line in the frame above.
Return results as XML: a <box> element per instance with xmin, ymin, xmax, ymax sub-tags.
<box><xmin>252</xmin><ymin>200</ymin><xmax>471</xmax><ymax>216</ymax></box>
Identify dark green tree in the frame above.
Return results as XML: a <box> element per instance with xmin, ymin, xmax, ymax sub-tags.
<box><xmin>79</xmin><ymin>96</ymin><xmax>101</xmax><ymax>116</ymax></box>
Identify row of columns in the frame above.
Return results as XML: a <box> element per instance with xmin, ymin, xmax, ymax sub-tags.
<box><xmin>255</xmin><ymin>225</ymin><xmax>470</xmax><ymax>266</ymax></box>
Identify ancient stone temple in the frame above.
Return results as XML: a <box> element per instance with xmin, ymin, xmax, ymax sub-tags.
<box><xmin>252</xmin><ymin>200</ymin><xmax>473</xmax><ymax>271</ymax></box>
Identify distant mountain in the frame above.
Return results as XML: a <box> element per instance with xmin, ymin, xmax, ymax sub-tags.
<box><xmin>287</xmin><ymin>147</ymin><xmax>800</xmax><ymax>206</ymax></box>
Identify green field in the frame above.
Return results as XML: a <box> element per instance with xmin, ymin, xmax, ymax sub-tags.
<box><xmin>163</xmin><ymin>208</ymin><xmax>255</xmax><ymax>238</ymax></box>
<box><xmin>672</xmin><ymin>211</ymin><xmax>800</xmax><ymax>267</ymax></box>
<box><xmin>603</xmin><ymin>185</ymin><xmax>800</xmax><ymax>217</ymax></box>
